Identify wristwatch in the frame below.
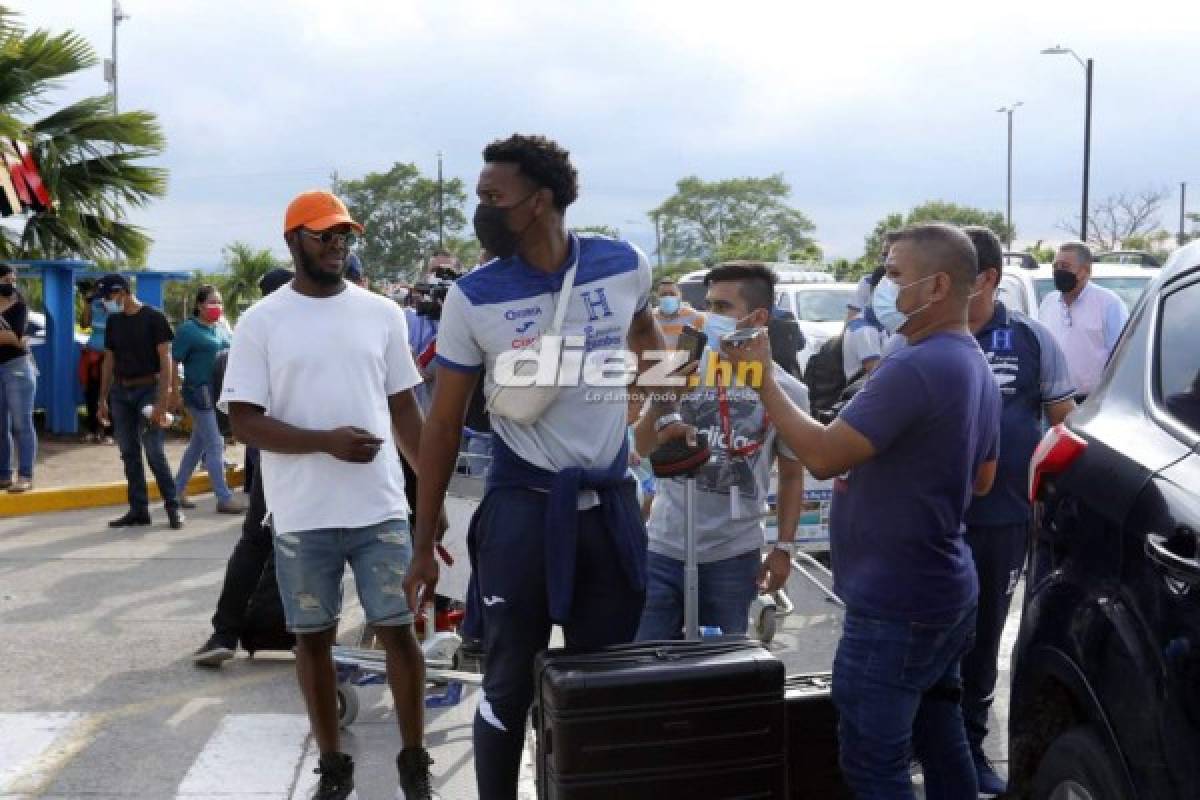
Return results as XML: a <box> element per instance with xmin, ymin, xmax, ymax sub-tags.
<box><xmin>654</xmin><ymin>412</ymin><xmax>684</xmax><ymax>432</ymax></box>
<box><xmin>773</xmin><ymin>541</ymin><xmax>797</xmax><ymax>556</ymax></box>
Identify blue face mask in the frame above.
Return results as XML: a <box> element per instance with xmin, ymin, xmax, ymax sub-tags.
<box><xmin>871</xmin><ymin>274</ymin><xmax>935</xmax><ymax>335</ymax></box>
<box><xmin>658</xmin><ymin>296</ymin><xmax>681</xmax><ymax>315</ymax></box>
<box><xmin>103</xmin><ymin>299</ymin><xmax>122</xmax><ymax>314</ymax></box>
<box><xmin>704</xmin><ymin>312</ymin><xmax>747</xmax><ymax>350</ymax></box>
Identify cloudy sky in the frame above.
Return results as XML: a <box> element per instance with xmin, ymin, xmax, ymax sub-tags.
<box><xmin>11</xmin><ymin>0</ymin><xmax>1200</xmax><ymax>270</ymax></box>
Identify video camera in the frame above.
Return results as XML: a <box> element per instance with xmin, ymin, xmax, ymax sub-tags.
<box><xmin>413</xmin><ymin>266</ymin><xmax>460</xmax><ymax>320</ymax></box>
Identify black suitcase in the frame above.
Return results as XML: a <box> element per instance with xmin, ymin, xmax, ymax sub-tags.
<box><xmin>784</xmin><ymin>673</ymin><xmax>851</xmax><ymax>799</ymax></box>
<box><xmin>535</xmin><ymin>637</ymin><xmax>787</xmax><ymax>799</ymax></box>
<box><xmin>239</xmin><ymin>551</ymin><xmax>295</xmax><ymax>655</ymax></box>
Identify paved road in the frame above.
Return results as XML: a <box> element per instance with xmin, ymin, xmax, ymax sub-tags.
<box><xmin>0</xmin><ymin>501</ymin><xmax>1017</xmax><ymax>798</ymax></box>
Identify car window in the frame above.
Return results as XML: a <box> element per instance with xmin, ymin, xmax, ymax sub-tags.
<box><xmin>997</xmin><ymin>276</ymin><xmax>1026</xmax><ymax>314</ymax></box>
<box><xmin>1157</xmin><ymin>277</ymin><xmax>1200</xmax><ymax>435</ymax></box>
<box><xmin>792</xmin><ymin>289</ymin><xmax>854</xmax><ymax>322</ymax></box>
<box><xmin>1034</xmin><ymin>276</ymin><xmax>1151</xmax><ymax>311</ymax></box>
<box><xmin>775</xmin><ymin>290</ymin><xmax>794</xmax><ymax>314</ymax></box>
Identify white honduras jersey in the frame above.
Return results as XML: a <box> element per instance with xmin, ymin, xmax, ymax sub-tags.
<box><xmin>435</xmin><ymin>234</ymin><xmax>653</xmax><ymax>472</ymax></box>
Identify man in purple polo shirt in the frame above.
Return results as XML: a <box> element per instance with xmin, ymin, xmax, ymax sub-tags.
<box><xmin>723</xmin><ymin>222</ymin><xmax>1001</xmax><ymax>798</ymax></box>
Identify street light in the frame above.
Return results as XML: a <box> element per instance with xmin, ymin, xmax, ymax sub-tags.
<box><xmin>105</xmin><ymin>0</ymin><xmax>130</xmax><ymax>113</ymax></box>
<box><xmin>1042</xmin><ymin>44</ymin><xmax>1094</xmax><ymax>242</ymax></box>
<box><xmin>436</xmin><ymin>151</ymin><xmax>444</xmax><ymax>250</ymax></box>
<box><xmin>996</xmin><ymin>102</ymin><xmax>1023</xmax><ymax>248</ymax></box>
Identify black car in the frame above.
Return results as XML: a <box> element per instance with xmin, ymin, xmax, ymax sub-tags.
<box><xmin>1008</xmin><ymin>240</ymin><xmax>1200</xmax><ymax>799</ymax></box>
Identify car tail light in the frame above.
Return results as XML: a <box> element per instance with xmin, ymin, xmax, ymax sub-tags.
<box><xmin>1028</xmin><ymin>424</ymin><xmax>1088</xmax><ymax>502</ymax></box>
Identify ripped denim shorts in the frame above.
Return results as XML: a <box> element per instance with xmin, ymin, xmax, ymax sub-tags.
<box><xmin>272</xmin><ymin>518</ymin><xmax>414</xmax><ymax>633</ymax></box>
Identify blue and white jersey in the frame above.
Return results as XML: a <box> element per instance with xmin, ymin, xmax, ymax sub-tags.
<box><xmin>435</xmin><ymin>234</ymin><xmax>653</xmax><ymax>472</ymax></box>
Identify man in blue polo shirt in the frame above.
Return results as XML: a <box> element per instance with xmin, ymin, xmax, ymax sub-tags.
<box><xmin>960</xmin><ymin>227</ymin><xmax>1075</xmax><ymax>794</ymax></box>
<box><xmin>404</xmin><ymin>134</ymin><xmax>679</xmax><ymax>800</ymax></box>
<box><xmin>723</xmin><ymin>223</ymin><xmax>1001</xmax><ymax>798</ymax></box>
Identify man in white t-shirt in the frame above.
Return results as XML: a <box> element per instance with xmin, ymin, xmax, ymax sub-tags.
<box><xmin>222</xmin><ymin>191</ymin><xmax>437</xmax><ymax>800</ymax></box>
<box><xmin>1038</xmin><ymin>242</ymin><xmax>1129</xmax><ymax>399</ymax></box>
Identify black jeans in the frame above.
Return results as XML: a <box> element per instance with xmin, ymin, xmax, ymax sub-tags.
<box><xmin>109</xmin><ymin>383</ymin><xmax>178</xmax><ymax>513</ymax></box>
<box><xmin>960</xmin><ymin>521</ymin><xmax>1029</xmax><ymax>753</ymax></box>
<box><xmin>211</xmin><ymin>470</ymin><xmax>271</xmax><ymax>641</ymax></box>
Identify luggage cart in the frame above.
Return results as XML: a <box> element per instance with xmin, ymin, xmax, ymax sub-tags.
<box><xmin>333</xmin><ymin>429</ymin><xmax>490</xmax><ymax>727</ymax></box>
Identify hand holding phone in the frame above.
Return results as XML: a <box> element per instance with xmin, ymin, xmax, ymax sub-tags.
<box><xmin>674</xmin><ymin>324</ymin><xmax>706</xmax><ymax>367</ymax></box>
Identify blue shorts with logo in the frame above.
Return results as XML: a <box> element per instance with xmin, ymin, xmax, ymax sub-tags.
<box><xmin>273</xmin><ymin>517</ymin><xmax>414</xmax><ymax>633</ymax></box>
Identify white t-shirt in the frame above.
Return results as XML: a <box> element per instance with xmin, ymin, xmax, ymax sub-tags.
<box><xmin>221</xmin><ymin>284</ymin><xmax>421</xmax><ymax>533</ymax></box>
<box><xmin>842</xmin><ymin>318</ymin><xmax>884</xmax><ymax>382</ymax></box>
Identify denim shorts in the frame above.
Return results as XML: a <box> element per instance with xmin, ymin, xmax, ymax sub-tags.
<box><xmin>273</xmin><ymin>518</ymin><xmax>414</xmax><ymax>633</ymax></box>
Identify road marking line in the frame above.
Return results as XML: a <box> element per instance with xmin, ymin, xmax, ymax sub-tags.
<box><xmin>0</xmin><ymin>713</ymin><xmax>82</xmax><ymax>794</ymax></box>
<box><xmin>176</xmin><ymin>714</ymin><xmax>311</xmax><ymax>798</ymax></box>
<box><xmin>166</xmin><ymin>698</ymin><xmax>223</xmax><ymax>728</ymax></box>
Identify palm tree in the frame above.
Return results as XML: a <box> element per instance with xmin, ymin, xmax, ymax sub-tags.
<box><xmin>0</xmin><ymin>5</ymin><xmax>166</xmax><ymax>262</ymax></box>
<box><xmin>219</xmin><ymin>242</ymin><xmax>282</xmax><ymax>320</ymax></box>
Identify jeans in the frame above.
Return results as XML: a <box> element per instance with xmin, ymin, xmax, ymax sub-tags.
<box><xmin>471</xmin><ymin>485</ymin><xmax>645</xmax><ymax>800</ymax></box>
<box><xmin>174</xmin><ymin>398</ymin><xmax>233</xmax><ymax>503</ymax></box>
<box><xmin>273</xmin><ymin>518</ymin><xmax>414</xmax><ymax>633</ymax></box>
<box><xmin>832</xmin><ymin>604</ymin><xmax>978</xmax><ymax>799</ymax></box>
<box><xmin>961</xmin><ymin>522</ymin><xmax>1028</xmax><ymax>753</ymax></box>
<box><xmin>0</xmin><ymin>355</ymin><xmax>37</xmax><ymax>480</ymax></box>
<box><xmin>635</xmin><ymin>549</ymin><xmax>761</xmax><ymax>640</ymax></box>
<box><xmin>109</xmin><ymin>383</ymin><xmax>179</xmax><ymax>514</ymax></box>
<box><xmin>211</xmin><ymin>470</ymin><xmax>270</xmax><ymax>641</ymax></box>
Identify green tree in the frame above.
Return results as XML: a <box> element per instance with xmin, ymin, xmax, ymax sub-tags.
<box><xmin>651</xmin><ymin>174</ymin><xmax>816</xmax><ymax>264</ymax></box>
<box><xmin>858</xmin><ymin>201</ymin><xmax>1013</xmax><ymax>278</ymax></box>
<box><xmin>1186</xmin><ymin>211</ymin><xmax>1200</xmax><ymax>244</ymax></box>
<box><xmin>334</xmin><ymin>163</ymin><xmax>467</xmax><ymax>281</ymax></box>
<box><xmin>571</xmin><ymin>224</ymin><xmax>621</xmax><ymax>238</ymax></box>
<box><xmin>1022</xmin><ymin>241</ymin><xmax>1057</xmax><ymax>264</ymax></box>
<box><xmin>0</xmin><ymin>6</ymin><xmax>167</xmax><ymax>261</ymax></box>
<box><xmin>217</xmin><ymin>242</ymin><xmax>282</xmax><ymax>320</ymax></box>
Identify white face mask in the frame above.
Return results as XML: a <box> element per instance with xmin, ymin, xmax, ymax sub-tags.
<box><xmin>871</xmin><ymin>274</ymin><xmax>936</xmax><ymax>335</ymax></box>
<box><xmin>704</xmin><ymin>312</ymin><xmax>750</xmax><ymax>350</ymax></box>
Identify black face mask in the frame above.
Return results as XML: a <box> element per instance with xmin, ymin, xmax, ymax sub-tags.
<box><xmin>1053</xmin><ymin>269</ymin><xmax>1078</xmax><ymax>293</ymax></box>
<box><xmin>473</xmin><ymin>191</ymin><xmax>537</xmax><ymax>259</ymax></box>
<box><xmin>0</xmin><ymin>285</ymin><xmax>14</xmax><ymax>298</ymax></box>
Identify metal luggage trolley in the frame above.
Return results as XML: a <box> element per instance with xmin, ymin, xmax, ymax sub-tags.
<box><xmin>332</xmin><ymin>429</ymin><xmax>492</xmax><ymax>727</ymax></box>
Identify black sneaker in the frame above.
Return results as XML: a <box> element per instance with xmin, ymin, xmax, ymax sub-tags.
<box><xmin>973</xmin><ymin>749</ymin><xmax>1007</xmax><ymax>796</ymax></box>
<box><xmin>167</xmin><ymin>507</ymin><xmax>185</xmax><ymax>530</ymax></box>
<box><xmin>109</xmin><ymin>510</ymin><xmax>152</xmax><ymax>528</ymax></box>
<box><xmin>193</xmin><ymin>634</ymin><xmax>236</xmax><ymax>668</ymax></box>
<box><xmin>396</xmin><ymin>747</ymin><xmax>439</xmax><ymax>799</ymax></box>
<box><xmin>312</xmin><ymin>752</ymin><xmax>356</xmax><ymax>800</ymax></box>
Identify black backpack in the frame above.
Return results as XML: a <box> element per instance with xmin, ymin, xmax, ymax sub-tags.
<box><xmin>804</xmin><ymin>334</ymin><xmax>848</xmax><ymax>421</ymax></box>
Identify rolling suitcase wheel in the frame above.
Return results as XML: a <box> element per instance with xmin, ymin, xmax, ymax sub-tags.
<box><xmin>336</xmin><ymin>682</ymin><xmax>359</xmax><ymax>728</ymax></box>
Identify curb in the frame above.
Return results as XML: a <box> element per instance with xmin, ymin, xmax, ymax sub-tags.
<box><xmin>0</xmin><ymin>468</ymin><xmax>245</xmax><ymax>517</ymax></box>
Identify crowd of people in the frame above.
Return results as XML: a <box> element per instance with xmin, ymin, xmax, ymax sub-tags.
<box><xmin>0</xmin><ymin>129</ymin><xmax>1138</xmax><ymax>800</ymax></box>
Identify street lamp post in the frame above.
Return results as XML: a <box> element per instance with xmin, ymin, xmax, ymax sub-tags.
<box><xmin>436</xmin><ymin>151</ymin><xmax>444</xmax><ymax>251</ymax></box>
<box><xmin>996</xmin><ymin>102</ymin><xmax>1023</xmax><ymax>248</ymax></box>
<box><xmin>106</xmin><ymin>0</ymin><xmax>130</xmax><ymax>113</ymax></box>
<box><xmin>1042</xmin><ymin>45</ymin><xmax>1094</xmax><ymax>242</ymax></box>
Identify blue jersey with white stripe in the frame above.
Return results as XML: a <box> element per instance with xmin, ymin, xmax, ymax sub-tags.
<box><xmin>436</xmin><ymin>234</ymin><xmax>653</xmax><ymax>471</ymax></box>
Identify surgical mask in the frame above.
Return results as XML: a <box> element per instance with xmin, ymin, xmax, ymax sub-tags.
<box><xmin>200</xmin><ymin>304</ymin><xmax>222</xmax><ymax>323</ymax></box>
<box><xmin>704</xmin><ymin>312</ymin><xmax>751</xmax><ymax>350</ymax></box>
<box><xmin>472</xmin><ymin>191</ymin><xmax>537</xmax><ymax>259</ymax></box>
<box><xmin>1053</xmin><ymin>269</ymin><xmax>1078</xmax><ymax>293</ymax></box>
<box><xmin>659</xmin><ymin>296</ymin><xmax>680</xmax><ymax>315</ymax></box>
<box><xmin>871</xmin><ymin>274</ymin><xmax>936</xmax><ymax>335</ymax></box>
<box><xmin>0</xmin><ymin>284</ymin><xmax>14</xmax><ymax>298</ymax></box>
<box><xmin>103</xmin><ymin>299</ymin><xmax>122</xmax><ymax>314</ymax></box>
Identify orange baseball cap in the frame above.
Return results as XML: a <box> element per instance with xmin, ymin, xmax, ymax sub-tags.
<box><xmin>283</xmin><ymin>190</ymin><xmax>364</xmax><ymax>234</ymax></box>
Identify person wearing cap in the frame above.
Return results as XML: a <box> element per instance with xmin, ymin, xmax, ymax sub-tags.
<box><xmin>96</xmin><ymin>273</ymin><xmax>185</xmax><ymax>529</ymax></box>
<box><xmin>221</xmin><ymin>191</ymin><xmax>438</xmax><ymax>799</ymax></box>
<box><xmin>344</xmin><ymin>252</ymin><xmax>367</xmax><ymax>288</ymax></box>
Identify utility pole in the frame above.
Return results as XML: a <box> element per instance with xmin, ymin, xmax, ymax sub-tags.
<box><xmin>330</xmin><ymin>169</ymin><xmax>339</xmax><ymax>192</ymax></box>
<box><xmin>437</xmin><ymin>151</ymin><xmax>445</xmax><ymax>251</ymax></box>
<box><xmin>1180</xmin><ymin>182</ymin><xmax>1188</xmax><ymax>246</ymax></box>
<box><xmin>997</xmin><ymin>102</ymin><xmax>1023</xmax><ymax>248</ymax></box>
<box><xmin>105</xmin><ymin>0</ymin><xmax>130</xmax><ymax>114</ymax></box>
<box><xmin>653</xmin><ymin>211</ymin><xmax>663</xmax><ymax>271</ymax></box>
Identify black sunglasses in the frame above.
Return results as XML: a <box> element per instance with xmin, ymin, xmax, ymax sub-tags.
<box><xmin>299</xmin><ymin>229</ymin><xmax>358</xmax><ymax>248</ymax></box>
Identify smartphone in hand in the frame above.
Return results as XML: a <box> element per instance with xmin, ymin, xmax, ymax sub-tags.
<box><xmin>675</xmin><ymin>324</ymin><xmax>706</xmax><ymax>367</ymax></box>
